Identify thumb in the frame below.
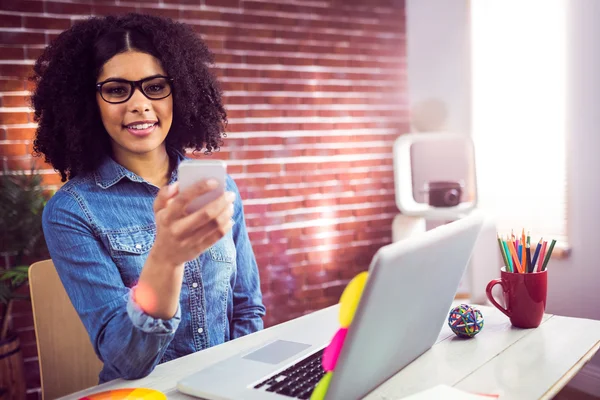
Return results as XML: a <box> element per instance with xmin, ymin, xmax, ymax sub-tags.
<box><xmin>153</xmin><ymin>182</ymin><xmax>179</xmax><ymax>213</ymax></box>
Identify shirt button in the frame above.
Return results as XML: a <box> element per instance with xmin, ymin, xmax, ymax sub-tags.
<box><xmin>198</xmin><ymin>328</ymin><xmax>203</xmax><ymax>334</ymax></box>
<box><xmin>192</xmin><ymin>282</ymin><xmax>198</xmax><ymax>288</ymax></box>
<box><xmin>135</xmin><ymin>244</ymin><xmax>142</xmax><ymax>249</ymax></box>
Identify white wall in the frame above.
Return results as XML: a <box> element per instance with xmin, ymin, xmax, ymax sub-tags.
<box><xmin>553</xmin><ymin>0</ymin><xmax>600</xmax><ymax>381</ymax></box>
<box><xmin>406</xmin><ymin>0</ymin><xmax>471</xmax><ymax>135</ymax></box>
<box><xmin>405</xmin><ymin>0</ymin><xmax>474</xmax><ymax>208</ymax></box>
<box><xmin>406</xmin><ymin>0</ymin><xmax>600</xmax><ymax>385</ymax></box>
<box><xmin>547</xmin><ymin>0</ymin><xmax>600</xmax><ymax>321</ymax></box>
<box><xmin>407</xmin><ymin>0</ymin><xmax>600</xmax><ymax>320</ymax></box>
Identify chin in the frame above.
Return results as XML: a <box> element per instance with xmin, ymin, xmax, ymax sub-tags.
<box><xmin>112</xmin><ymin>137</ymin><xmax>166</xmax><ymax>157</ymax></box>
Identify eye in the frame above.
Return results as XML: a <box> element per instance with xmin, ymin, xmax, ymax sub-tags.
<box><xmin>143</xmin><ymin>78</ymin><xmax>171</xmax><ymax>98</ymax></box>
<box><xmin>146</xmin><ymin>84</ymin><xmax>165</xmax><ymax>93</ymax></box>
<box><xmin>101</xmin><ymin>82</ymin><xmax>130</xmax><ymax>99</ymax></box>
<box><xmin>108</xmin><ymin>87</ymin><xmax>128</xmax><ymax>95</ymax></box>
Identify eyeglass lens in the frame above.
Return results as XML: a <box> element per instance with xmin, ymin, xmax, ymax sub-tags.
<box><xmin>100</xmin><ymin>77</ymin><xmax>171</xmax><ymax>103</ymax></box>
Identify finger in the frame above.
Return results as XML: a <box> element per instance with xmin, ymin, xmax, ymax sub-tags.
<box><xmin>166</xmin><ymin>179</ymin><xmax>219</xmax><ymax>219</ymax></box>
<box><xmin>172</xmin><ymin>192</ymin><xmax>235</xmax><ymax>239</ymax></box>
<box><xmin>189</xmin><ymin>213</ymin><xmax>235</xmax><ymax>249</ymax></box>
<box><xmin>203</xmin><ymin>219</ymin><xmax>234</xmax><ymax>244</ymax></box>
<box><xmin>153</xmin><ymin>182</ymin><xmax>179</xmax><ymax>214</ymax></box>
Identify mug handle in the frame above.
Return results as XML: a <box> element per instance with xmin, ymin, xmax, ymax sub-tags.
<box><xmin>486</xmin><ymin>279</ymin><xmax>511</xmax><ymax>318</ymax></box>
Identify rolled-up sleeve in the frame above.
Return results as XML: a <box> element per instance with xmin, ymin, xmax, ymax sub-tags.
<box><xmin>228</xmin><ymin>177</ymin><xmax>266</xmax><ymax>339</ymax></box>
<box><xmin>42</xmin><ymin>190</ymin><xmax>180</xmax><ymax>380</ymax></box>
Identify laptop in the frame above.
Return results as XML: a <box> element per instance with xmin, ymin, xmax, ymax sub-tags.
<box><xmin>177</xmin><ymin>212</ymin><xmax>484</xmax><ymax>400</ymax></box>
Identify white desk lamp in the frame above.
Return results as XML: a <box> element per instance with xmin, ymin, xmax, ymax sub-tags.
<box><xmin>393</xmin><ymin>132</ymin><xmax>478</xmax><ymax>219</ymax></box>
<box><xmin>391</xmin><ymin>132</ymin><xmax>499</xmax><ymax>303</ymax></box>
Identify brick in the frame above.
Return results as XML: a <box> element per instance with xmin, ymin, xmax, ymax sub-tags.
<box><xmin>24</xmin><ymin>46</ymin><xmax>44</xmax><ymax>60</ymax></box>
<box><xmin>213</xmin><ymin>53</ymin><xmax>245</xmax><ymax>64</ymax></box>
<box><xmin>0</xmin><ymin>63</ymin><xmax>33</xmax><ymax>78</ymax></box>
<box><xmin>0</xmin><ymin>112</ymin><xmax>28</xmax><ymax>124</ymax></box>
<box><xmin>24</xmin><ymin>358</ymin><xmax>40</xmax><ymax>387</ymax></box>
<box><xmin>6</xmin><ymin>156</ymin><xmax>53</xmax><ymax>171</ymax></box>
<box><xmin>0</xmin><ymin>78</ymin><xmax>24</xmax><ymax>91</ymax></box>
<box><xmin>16</xmin><ymin>327</ymin><xmax>36</xmax><ymax>344</ymax></box>
<box><xmin>0</xmin><ymin>143</ymin><xmax>29</xmax><ymax>157</ymax></box>
<box><xmin>0</xmin><ymin>46</ymin><xmax>24</xmax><ymax>60</ymax></box>
<box><xmin>245</xmin><ymin>55</ymin><xmax>281</xmax><ymax>65</ymax></box>
<box><xmin>247</xmin><ymin>230</ymin><xmax>267</xmax><ymax>243</ymax></box>
<box><xmin>46</xmin><ymin>1</ymin><xmax>93</xmax><ymax>15</ymax></box>
<box><xmin>40</xmin><ymin>172</ymin><xmax>63</xmax><ymax>186</ymax></box>
<box><xmin>0</xmin><ymin>0</ymin><xmax>44</xmax><ymax>13</ymax></box>
<box><xmin>205</xmin><ymin>0</ymin><xmax>240</xmax><ymax>7</ymax></box>
<box><xmin>0</xmin><ymin>32</ymin><xmax>45</xmax><ymax>46</ymax></box>
<box><xmin>26</xmin><ymin>390</ymin><xmax>40</xmax><ymax>400</ymax></box>
<box><xmin>0</xmin><ymin>14</ymin><xmax>21</xmax><ymax>28</ymax></box>
<box><xmin>12</xmin><ymin>312</ymin><xmax>34</xmax><ymax>330</ymax></box>
<box><xmin>4</xmin><ymin>128</ymin><xmax>35</xmax><ymax>141</ymax></box>
<box><xmin>163</xmin><ymin>0</ymin><xmax>202</xmax><ymax>4</ymax></box>
<box><xmin>246</xmin><ymin>163</ymin><xmax>281</xmax><ymax>174</ymax></box>
<box><xmin>283</xmin><ymin>110</ymin><xmax>318</xmax><ymax>118</ymax></box>
<box><xmin>267</xmin><ymin>96</ymin><xmax>299</xmax><ymax>105</ymax></box>
<box><xmin>1</xmin><ymin>95</ymin><xmax>29</xmax><ymax>107</ymax></box>
<box><xmin>285</xmin><ymin>163</ymin><xmax>320</xmax><ymax>172</ymax></box>
<box><xmin>138</xmin><ymin>6</ymin><xmax>180</xmax><ymax>20</ymax></box>
<box><xmin>21</xmin><ymin>341</ymin><xmax>38</xmax><ymax>359</ymax></box>
<box><xmin>24</xmin><ymin>17</ymin><xmax>71</xmax><ymax>30</ymax></box>
<box><xmin>92</xmin><ymin>5</ymin><xmax>139</xmax><ymax>16</ymax></box>
<box><xmin>304</xmin><ymin>268</ymin><xmax>339</xmax><ymax>286</ymax></box>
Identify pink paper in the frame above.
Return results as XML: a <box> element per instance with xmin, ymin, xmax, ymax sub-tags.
<box><xmin>322</xmin><ymin>328</ymin><xmax>348</xmax><ymax>372</ymax></box>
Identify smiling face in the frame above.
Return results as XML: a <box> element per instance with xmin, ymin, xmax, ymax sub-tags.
<box><xmin>96</xmin><ymin>51</ymin><xmax>173</xmax><ymax>160</ymax></box>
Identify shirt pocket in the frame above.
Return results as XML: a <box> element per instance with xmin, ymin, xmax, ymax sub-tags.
<box><xmin>208</xmin><ymin>229</ymin><xmax>236</xmax><ymax>264</ymax></box>
<box><xmin>106</xmin><ymin>228</ymin><xmax>155</xmax><ymax>287</ymax></box>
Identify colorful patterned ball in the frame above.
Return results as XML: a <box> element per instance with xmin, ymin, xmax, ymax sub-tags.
<box><xmin>448</xmin><ymin>304</ymin><xmax>484</xmax><ymax>338</ymax></box>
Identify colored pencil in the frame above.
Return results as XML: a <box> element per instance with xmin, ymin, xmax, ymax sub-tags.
<box><xmin>541</xmin><ymin>239</ymin><xmax>557</xmax><ymax>271</ymax></box>
<box><xmin>537</xmin><ymin>241</ymin><xmax>548</xmax><ymax>272</ymax></box>
<box><xmin>503</xmin><ymin>240</ymin><xmax>513</xmax><ymax>273</ymax></box>
<box><xmin>497</xmin><ymin>235</ymin><xmax>510</xmax><ymax>272</ymax></box>
<box><xmin>531</xmin><ymin>238</ymin><xmax>543</xmax><ymax>268</ymax></box>
<box><xmin>526</xmin><ymin>245</ymin><xmax>532</xmax><ymax>273</ymax></box>
<box><xmin>508</xmin><ymin>240</ymin><xmax>523</xmax><ymax>273</ymax></box>
<box><xmin>521</xmin><ymin>229</ymin><xmax>526</xmax><ymax>271</ymax></box>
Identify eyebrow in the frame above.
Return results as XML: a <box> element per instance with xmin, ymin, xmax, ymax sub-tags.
<box><xmin>97</xmin><ymin>74</ymin><xmax>165</xmax><ymax>83</ymax></box>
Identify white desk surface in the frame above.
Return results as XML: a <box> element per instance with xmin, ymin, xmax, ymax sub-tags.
<box><xmin>62</xmin><ymin>303</ymin><xmax>600</xmax><ymax>400</ymax></box>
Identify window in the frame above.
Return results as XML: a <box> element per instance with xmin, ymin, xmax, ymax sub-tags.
<box><xmin>471</xmin><ymin>0</ymin><xmax>568</xmax><ymax>250</ymax></box>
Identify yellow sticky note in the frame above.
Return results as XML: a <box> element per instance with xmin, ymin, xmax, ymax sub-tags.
<box><xmin>338</xmin><ymin>272</ymin><xmax>368</xmax><ymax>328</ymax></box>
<box><xmin>310</xmin><ymin>372</ymin><xmax>333</xmax><ymax>400</ymax></box>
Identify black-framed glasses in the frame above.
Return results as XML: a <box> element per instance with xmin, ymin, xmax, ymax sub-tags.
<box><xmin>96</xmin><ymin>75</ymin><xmax>174</xmax><ymax>104</ymax></box>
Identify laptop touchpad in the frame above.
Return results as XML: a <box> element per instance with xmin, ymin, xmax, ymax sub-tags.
<box><xmin>242</xmin><ymin>340</ymin><xmax>311</xmax><ymax>365</ymax></box>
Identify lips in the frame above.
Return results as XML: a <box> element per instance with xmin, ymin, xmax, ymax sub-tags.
<box><xmin>123</xmin><ymin>121</ymin><xmax>158</xmax><ymax>137</ymax></box>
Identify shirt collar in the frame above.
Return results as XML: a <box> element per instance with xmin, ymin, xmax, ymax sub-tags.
<box><xmin>94</xmin><ymin>147</ymin><xmax>186</xmax><ymax>189</ymax></box>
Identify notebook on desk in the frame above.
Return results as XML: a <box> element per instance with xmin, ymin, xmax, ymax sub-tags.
<box><xmin>177</xmin><ymin>212</ymin><xmax>485</xmax><ymax>400</ymax></box>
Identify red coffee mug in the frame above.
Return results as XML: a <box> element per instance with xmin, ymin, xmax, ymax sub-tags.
<box><xmin>486</xmin><ymin>268</ymin><xmax>547</xmax><ymax>328</ymax></box>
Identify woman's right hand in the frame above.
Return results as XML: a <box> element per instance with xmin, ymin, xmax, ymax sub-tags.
<box><xmin>150</xmin><ymin>179</ymin><xmax>236</xmax><ymax>269</ymax></box>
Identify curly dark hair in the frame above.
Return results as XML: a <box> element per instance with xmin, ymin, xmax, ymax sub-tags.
<box><xmin>31</xmin><ymin>13</ymin><xmax>227</xmax><ymax>182</ymax></box>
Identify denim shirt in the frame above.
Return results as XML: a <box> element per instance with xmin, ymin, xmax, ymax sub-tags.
<box><xmin>41</xmin><ymin>150</ymin><xmax>266</xmax><ymax>383</ymax></box>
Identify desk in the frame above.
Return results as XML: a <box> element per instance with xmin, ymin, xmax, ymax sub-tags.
<box><xmin>63</xmin><ymin>304</ymin><xmax>600</xmax><ymax>400</ymax></box>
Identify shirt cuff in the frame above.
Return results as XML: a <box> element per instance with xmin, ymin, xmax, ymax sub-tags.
<box><xmin>126</xmin><ymin>287</ymin><xmax>181</xmax><ymax>335</ymax></box>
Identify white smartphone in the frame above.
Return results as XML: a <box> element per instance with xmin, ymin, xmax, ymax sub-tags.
<box><xmin>178</xmin><ymin>159</ymin><xmax>227</xmax><ymax>214</ymax></box>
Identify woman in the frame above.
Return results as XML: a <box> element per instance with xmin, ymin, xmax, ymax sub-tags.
<box><xmin>33</xmin><ymin>13</ymin><xmax>265</xmax><ymax>383</ymax></box>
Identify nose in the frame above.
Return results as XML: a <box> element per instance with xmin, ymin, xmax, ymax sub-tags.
<box><xmin>127</xmin><ymin>87</ymin><xmax>152</xmax><ymax>114</ymax></box>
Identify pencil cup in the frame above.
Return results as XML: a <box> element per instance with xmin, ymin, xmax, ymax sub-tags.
<box><xmin>486</xmin><ymin>267</ymin><xmax>547</xmax><ymax>328</ymax></box>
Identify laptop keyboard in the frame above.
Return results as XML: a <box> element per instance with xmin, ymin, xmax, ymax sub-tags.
<box><xmin>253</xmin><ymin>348</ymin><xmax>326</xmax><ymax>399</ymax></box>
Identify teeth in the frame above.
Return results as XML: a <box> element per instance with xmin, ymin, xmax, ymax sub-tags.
<box><xmin>129</xmin><ymin>123</ymin><xmax>155</xmax><ymax>130</ymax></box>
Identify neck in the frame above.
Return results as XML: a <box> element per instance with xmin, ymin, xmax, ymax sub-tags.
<box><xmin>112</xmin><ymin>144</ymin><xmax>172</xmax><ymax>188</ymax></box>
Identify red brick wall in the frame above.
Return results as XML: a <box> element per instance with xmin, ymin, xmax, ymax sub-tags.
<box><xmin>0</xmin><ymin>0</ymin><xmax>406</xmax><ymax>397</ymax></box>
